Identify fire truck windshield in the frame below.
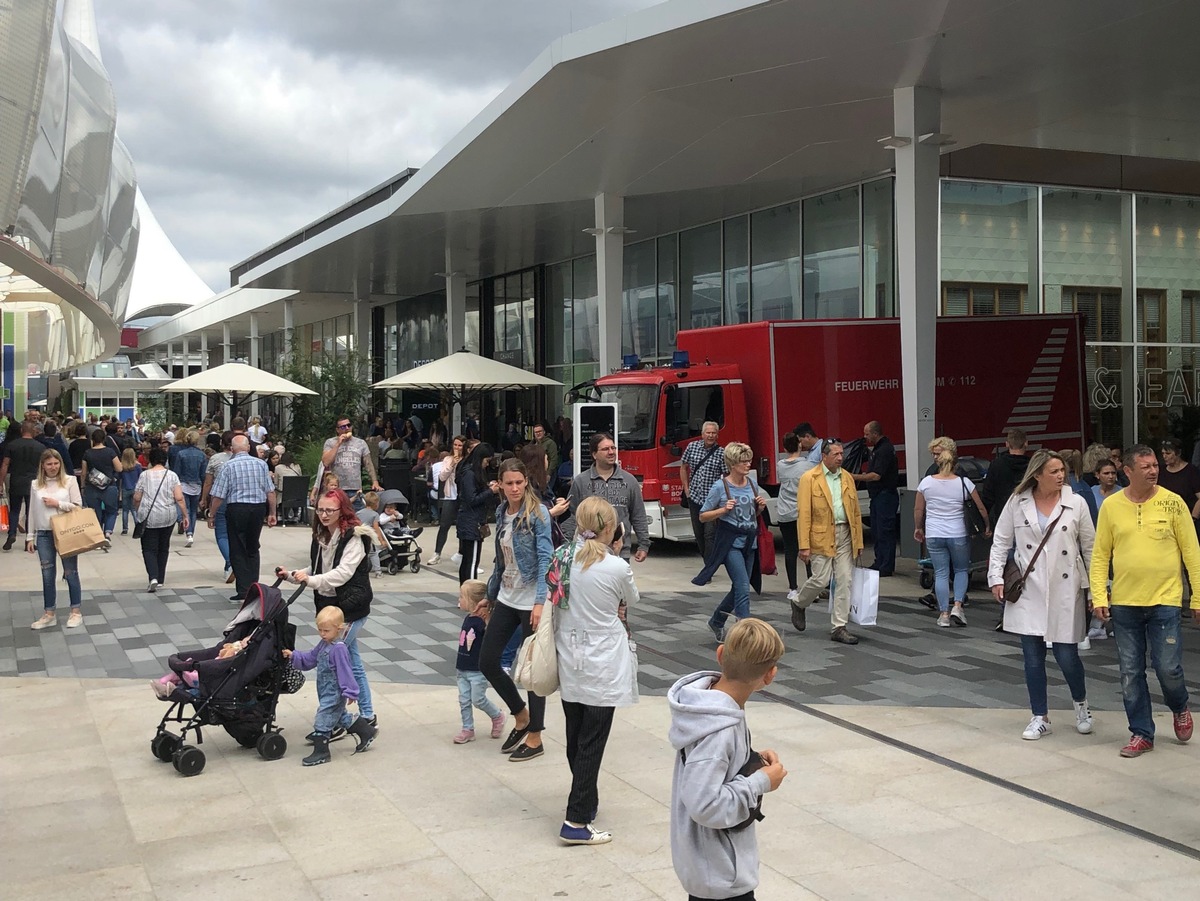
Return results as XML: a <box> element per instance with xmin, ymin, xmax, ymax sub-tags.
<box><xmin>598</xmin><ymin>384</ymin><xmax>658</xmax><ymax>450</ymax></box>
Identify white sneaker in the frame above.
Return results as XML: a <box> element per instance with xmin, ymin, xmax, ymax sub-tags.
<box><xmin>786</xmin><ymin>588</ymin><xmax>799</xmax><ymax>603</ymax></box>
<box><xmin>1022</xmin><ymin>715</ymin><xmax>1052</xmax><ymax>740</ymax></box>
<box><xmin>426</xmin><ymin>554</ymin><xmax>441</xmax><ymax>566</ymax></box>
<box><xmin>451</xmin><ymin>553</ymin><xmax>462</xmax><ymax>564</ymax></box>
<box><xmin>936</xmin><ymin>613</ymin><xmax>951</xmax><ymax>628</ymax></box>
<box><xmin>1087</xmin><ymin>626</ymin><xmax>1108</xmax><ymax>640</ymax></box>
<box><xmin>1078</xmin><ymin>636</ymin><xmax>1091</xmax><ymax>651</ymax></box>
<box><xmin>185</xmin><ymin>535</ymin><xmax>193</xmax><ymax>547</ymax></box>
<box><xmin>148</xmin><ymin>580</ymin><xmax>159</xmax><ymax>593</ymax></box>
<box><xmin>1073</xmin><ymin>700</ymin><xmax>1093</xmax><ymax>734</ymax></box>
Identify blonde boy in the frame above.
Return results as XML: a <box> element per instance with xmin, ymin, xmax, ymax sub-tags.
<box><xmin>668</xmin><ymin>618</ymin><xmax>787</xmax><ymax>901</ymax></box>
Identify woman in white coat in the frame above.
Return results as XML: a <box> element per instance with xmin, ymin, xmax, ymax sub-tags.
<box><xmin>553</xmin><ymin>496</ymin><xmax>639</xmax><ymax>847</ymax></box>
<box><xmin>988</xmin><ymin>450</ymin><xmax>1096</xmax><ymax>741</ymax></box>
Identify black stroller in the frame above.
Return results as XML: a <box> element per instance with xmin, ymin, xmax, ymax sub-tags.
<box><xmin>150</xmin><ymin>580</ymin><xmax>305</xmax><ymax>776</ymax></box>
<box><xmin>376</xmin><ymin>487</ymin><xmax>424</xmax><ymax>575</ymax></box>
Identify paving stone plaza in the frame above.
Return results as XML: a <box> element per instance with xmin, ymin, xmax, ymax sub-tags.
<box><xmin>4</xmin><ymin>524</ymin><xmax>1200</xmax><ymax>899</ymax></box>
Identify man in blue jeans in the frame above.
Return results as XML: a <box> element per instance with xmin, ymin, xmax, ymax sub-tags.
<box><xmin>1090</xmin><ymin>443</ymin><xmax>1200</xmax><ymax>758</ymax></box>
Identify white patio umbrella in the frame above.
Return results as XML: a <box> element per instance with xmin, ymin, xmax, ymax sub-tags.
<box><xmin>160</xmin><ymin>361</ymin><xmax>317</xmax><ymax>416</ymax></box>
<box><xmin>372</xmin><ymin>350</ymin><xmax>561</xmax><ymax>405</ymax></box>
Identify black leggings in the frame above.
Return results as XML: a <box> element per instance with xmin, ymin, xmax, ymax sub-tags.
<box><xmin>435</xmin><ymin>500</ymin><xmax>457</xmax><ymax>554</ymax></box>
<box><xmin>458</xmin><ymin>538</ymin><xmax>483</xmax><ymax>583</ymax></box>
<box><xmin>479</xmin><ymin>601</ymin><xmax>544</xmax><ymax>732</ymax></box>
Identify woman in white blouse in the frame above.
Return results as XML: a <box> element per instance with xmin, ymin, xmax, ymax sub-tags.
<box><xmin>552</xmin><ymin>496</ymin><xmax>639</xmax><ymax>846</ymax></box>
<box><xmin>25</xmin><ymin>449</ymin><xmax>85</xmax><ymax>630</ymax></box>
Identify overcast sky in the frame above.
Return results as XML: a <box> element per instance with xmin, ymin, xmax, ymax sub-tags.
<box><xmin>93</xmin><ymin>1</ymin><xmax>660</xmax><ymax>293</ymax></box>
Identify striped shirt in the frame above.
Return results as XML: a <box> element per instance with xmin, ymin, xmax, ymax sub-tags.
<box><xmin>211</xmin><ymin>452</ymin><xmax>274</xmax><ymax>504</ymax></box>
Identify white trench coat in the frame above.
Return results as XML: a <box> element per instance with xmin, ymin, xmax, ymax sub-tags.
<box><xmin>987</xmin><ymin>485</ymin><xmax>1095</xmax><ymax>644</ymax></box>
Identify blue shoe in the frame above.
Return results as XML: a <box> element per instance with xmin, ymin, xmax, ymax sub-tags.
<box><xmin>559</xmin><ymin>821</ymin><xmax>612</xmax><ymax>845</ymax></box>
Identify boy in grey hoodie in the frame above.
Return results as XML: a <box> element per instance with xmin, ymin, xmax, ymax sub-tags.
<box><xmin>668</xmin><ymin>618</ymin><xmax>788</xmax><ymax>901</ymax></box>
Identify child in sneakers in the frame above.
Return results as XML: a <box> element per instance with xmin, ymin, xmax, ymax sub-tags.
<box><xmin>454</xmin><ymin>579</ymin><xmax>506</xmax><ymax>744</ymax></box>
<box><xmin>668</xmin><ymin>618</ymin><xmax>788</xmax><ymax>901</ymax></box>
<box><xmin>284</xmin><ymin>605</ymin><xmax>377</xmax><ymax>766</ymax></box>
<box><xmin>150</xmin><ymin>639</ymin><xmax>245</xmax><ymax>699</ymax></box>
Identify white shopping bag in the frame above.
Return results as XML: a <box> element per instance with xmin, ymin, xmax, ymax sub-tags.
<box><xmin>849</xmin><ymin>567</ymin><xmax>879</xmax><ymax>626</ymax></box>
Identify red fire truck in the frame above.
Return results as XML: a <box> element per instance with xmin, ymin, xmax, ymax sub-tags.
<box><xmin>580</xmin><ymin>315</ymin><xmax>1088</xmax><ymax>541</ymax></box>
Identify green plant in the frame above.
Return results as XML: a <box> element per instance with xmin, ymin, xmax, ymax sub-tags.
<box><xmin>139</xmin><ymin>394</ymin><xmax>167</xmax><ymax>433</ymax></box>
<box><xmin>294</xmin><ymin>440</ymin><xmax>325</xmax><ymax>481</ymax></box>
<box><xmin>278</xmin><ymin>342</ymin><xmax>372</xmax><ymax>445</ymax></box>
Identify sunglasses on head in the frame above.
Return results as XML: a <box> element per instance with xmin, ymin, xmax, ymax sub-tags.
<box><xmin>821</xmin><ymin>438</ymin><xmax>841</xmax><ymax>453</ymax></box>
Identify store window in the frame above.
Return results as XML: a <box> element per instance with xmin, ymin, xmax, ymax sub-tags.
<box><xmin>862</xmin><ymin>179</ymin><xmax>895</xmax><ymax>317</ymax></box>
<box><xmin>679</xmin><ymin>223</ymin><xmax>722</xmax><ymax>330</ymax></box>
<box><xmin>804</xmin><ymin>187</ymin><xmax>860</xmax><ymax>319</ymax></box>
<box><xmin>657</xmin><ymin>236</ymin><xmax>678</xmax><ymax>355</ymax></box>
<box><xmin>942</xmin><ymin>283</ymin><xmax>1026</xmax><ymax>316</ymax></box>
<box><xmin>942</xmin><ymin>182</ymin><xmax>1037</xmax><ymax>315</ymax></box>
<box><xmin>723</xmin><ymin>216</ymin><xmax>749</xmax><ymax>325</ymax></box>
<box><xmin>622</xmin><ymin>240</ymin><xmax>658</xmax><ymax>360</ymax></box>
<box><xmin>750</xmin><ymin>202</ymin><xmax>800</xmax><ymax>321</ymax></box>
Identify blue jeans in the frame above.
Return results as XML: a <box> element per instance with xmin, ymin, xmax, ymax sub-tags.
<box><xmin>709</xmin><ymin>541</ymin><xmax>756</xmax><ymax>629</ymax></box>
<box><xmin>1110</xmin><ymin>605</ymin><xmax>1190</xmax><ymax>741</ymax></box>
<box><xmin>344</xmin><ymin>617</ymin><xmax>374</xmax><ymax>720</ymax></box>
<box><xmin>183</xmin><ymin>493</ymin><xmax>200</xmax><ymax>536</ymax></box>
<box><xmin>120</xmin><ymin>487</ymin><xmax>136</xmax><ymax>531</ymax></box>
<box><xmin>926</xmin><ymin>535</ymin><xmax>970</xmax><ymax>612</ymax></box>
<box><xmin>500</xmin><ymin>627</ymin><xmax>523</xmax><ymax>670</ymax></box>
<box><xmin>457</xmin><ymin>670</ymin><xmax>501</xmax><ymax>730</ymax></box>
<box><xmin>36</xmin><ymin>530</ymin><xmax>81</xmax><ymax>610</ymax></box>
<box><xmin>214</xmin><ymin>505</ymin><xmax>230</xmax><ymax>569</ymax></box>
<box><xmin>1019</xmin><ymin>634</ymin><xmax>1087</xmax><ymax>716</ymax></box>
<box><xmin>85</xmin><ymin>483</ymin><xmax>119</xmax><ymax>535</ymax></box>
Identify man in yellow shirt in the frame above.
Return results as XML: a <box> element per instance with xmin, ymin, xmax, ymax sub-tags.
<box><xmin>1090</xmin><ymin>444</ymin><xmax>1200</xmax><ymax>758</ymax></box>
<box><xmin>792</xmin><ymin>439</ymin><xmax>864</xmax><ymax>645</ymax></box>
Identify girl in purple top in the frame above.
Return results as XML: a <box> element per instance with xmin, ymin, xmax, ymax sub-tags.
<box><xmin>284</xmin><ymin>606</ymin><xmax>377</xmax><ymax>765</ymax></box>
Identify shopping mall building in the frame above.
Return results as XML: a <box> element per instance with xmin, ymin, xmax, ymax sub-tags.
<box><xmin>121</xmin><ymin>0</ymin><xmax>1200</xmax><ymax>476</ymax></box>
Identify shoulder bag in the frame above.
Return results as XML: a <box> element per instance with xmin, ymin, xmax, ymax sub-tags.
<box><xmin>961</xmin><ymin>477</ymin><xmax>987</xmax><ymax>538</ymax></box>
<box><xmin>681</xmin><ymin>443</ymin><xmax>721</xmax><ymax>509</ymax></box>
<box><xmin>1001</xmin><ymin>508</ymin><xmax>1065</xmax><ymax>604</ymax></box>
<box><xmin>132</xmin><ymin>472</ymin><xmax>167</xmax><ymax>540</ymax></box>
<box><xmin>512</xmin><ymin>601</ymin><xmax>558</xmax><ymax>696</ymax></box>
<box><xmin>86</xmin><ymin>467</ymin><xmax>112</xmax><ymax>489</ymax></box>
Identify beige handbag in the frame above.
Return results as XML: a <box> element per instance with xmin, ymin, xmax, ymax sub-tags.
<box><xmin>512</xmin><ymin>602</ymin><xmax>559</xmax><ymax>697</ymax></box>
<box><xmin>51</xmin><ymin>506</ymin><xmax>106</xmax><ymax>558</ymax></box>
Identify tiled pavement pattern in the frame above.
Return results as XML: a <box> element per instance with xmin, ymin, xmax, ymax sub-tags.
<box><xmin>8</xmin><ymin>579</ymin><xmax>1196</xmax><ymax>712</ymax></box>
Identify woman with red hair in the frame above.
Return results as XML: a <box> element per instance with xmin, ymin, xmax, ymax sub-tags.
<box><xmin>278</xmin><ymin>489</ymin><xmax>380</xmax><ymax>745</ymax></box>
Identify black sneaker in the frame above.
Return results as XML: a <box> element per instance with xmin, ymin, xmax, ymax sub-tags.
<box><xmin>305</xmin><ymin>728</ymin><xmax>346</xmax><ymax>743</ymax></box>
<box><xmin>500</xmin><ymin>726</ymin><xmax>530</xmax><ymax>754</ymax></box>
<box><xmin>509</xmin><ymin>742</ymin><xmax>544</xmax><ymax>762</ymax></box>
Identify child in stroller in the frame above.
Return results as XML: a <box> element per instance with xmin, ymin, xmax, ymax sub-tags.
<box><xmin>149</xmin><ymin>580</ymin><xmax>304</xmax><ymax>777</ymax></box>
<box><xmin>376</xmin><ymin>488</ymin><xmax>424</xmax><ymax>574</ymax></box>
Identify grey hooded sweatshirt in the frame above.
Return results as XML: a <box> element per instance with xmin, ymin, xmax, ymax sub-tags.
<box><xmin>668</xmin><ymin>671</ymin><xmax>772</xmax><ymax>900</ymax></box>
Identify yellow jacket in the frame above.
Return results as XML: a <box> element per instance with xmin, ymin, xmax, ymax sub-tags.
<box><xmin>797</xmin><ymin>465</ymin><xmax>864</xmax><ymax>557</ymax></box>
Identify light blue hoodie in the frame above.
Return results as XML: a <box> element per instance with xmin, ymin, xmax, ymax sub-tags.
<box><xmin>668</xmin><ymin>671</ymin><xmax>772</xmax><ymax>899</ymax></box>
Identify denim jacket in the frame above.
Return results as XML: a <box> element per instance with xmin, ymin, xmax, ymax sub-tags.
<box><xmin>487</xmin><ymin>501</ymin><xmax>554</xmax><ymax>606</ymax></box>
<box><xmin>172</xmin><ymin>445</ymin><xmax>208</xmax><ymax>487</ymax></box>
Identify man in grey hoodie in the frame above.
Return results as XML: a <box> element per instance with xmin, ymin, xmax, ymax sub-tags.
<box><xmin>668</xmin><ymin>619</ymin><xmax>788</xmax><ymax>901</ymax></box>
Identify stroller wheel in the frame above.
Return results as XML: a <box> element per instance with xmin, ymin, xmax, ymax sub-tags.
<box><xmin>256</xmin><ymin>731</ymin><xmax>287</xmax><ymax>761</ymax></box>
<box><xmin>409</xmin><ymin>557</ymin><xmax>421</xmax><ymax>573</ymax></box>
<box><xmin>151</xmin><ymin>732</ymin><xmax>179</xmax><ymax>763</ymax></box>
<box><xmin>388</xmin><ymin>561</ymin><xmax>399</xmax><ymax>575</ymax></box>
<box><xmin>919</xmin><ymin>570</ymin><xmax>934</xmax><ymax>590</ymax></box>
<box><xmin>172</xmin><ymin>745</ymin><xmax>206</xmax><ymax>777</ymax></box>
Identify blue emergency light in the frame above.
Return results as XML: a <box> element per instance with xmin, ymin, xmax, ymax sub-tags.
<box><xmin>671</xmin><ymin>350</ymin><xmax>690</xmax><ymax>368</ymax></box>
<box><xmin>622</xmin><ymin>354</ymin><xmax>640</xmax><ymax>370</ymax></box>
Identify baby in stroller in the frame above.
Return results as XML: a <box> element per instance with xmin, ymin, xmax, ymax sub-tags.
<box><xmin>152</xmin><ymin>638</ymin><xmax>247</xmax><ymax>698</ymax></box>
<box><xmin>377</xmin><ymin>489</ymin><xmax>424</xmax><ymax>574</ymax></box>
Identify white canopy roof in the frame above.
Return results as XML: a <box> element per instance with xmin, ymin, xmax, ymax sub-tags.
<box><xmin>160</xmin><ymin>362</ymin><xmax>317</xmax><ymax>396</ymax></box>
<box><xmin>373</xmin><ymin>351</ymin><xmax>561</xmax><ymax>393</ymax></box>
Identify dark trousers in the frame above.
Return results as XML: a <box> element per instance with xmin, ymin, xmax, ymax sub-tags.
<box><xmin>435</xmin><ymin>500</ymin><xmax>457</xmax><ymax>554</ymax></box>
<box><xmin>689</xmin><ymin>893</ymin><xmax>756</xmax><ymax>901</ymax></box>
<box><xmin>869</xmin><ymin>489</ymin><xmax>899</xmax><ymax>574</ymax></box>
<box><xmin>479</xmin><ymin>601</ymin><xmax>545</xmax><ymax>732</ymax></box>
<box><xmin>140</xmin><ymin>525</ymin><xmax>173</xmax><ymax>583</ymax></box>
<box><xmin>562</xmin><ymin>700</ymin><xmax>614</xmax><ymax>823</ymax></box>
<box><xmin>779</xmin><ymin>519</ymin><xmax>799</xmax><ymax>590</ymax></box>
<box><xmin>6</xmin><ymin>491</ymin><xmax>29</xmax><ymax>543</ymax></box>
<box><xmin>689</xmin><ymin>502</ymin><xmax>716</xmax><ymax>560</ymax></box>
<box><xmin>458</xmin><ymin>538</ymin><xmax>483</xmax><ymax>583</ymax></box>
<box><xmin>225</xmin><ymin>502</ymin><xmax>266</xmax><ymax>596</ymax></box>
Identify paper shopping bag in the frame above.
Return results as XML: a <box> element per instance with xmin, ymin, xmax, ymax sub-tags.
<box><xmin>849</xmin><ymin>567</ymin><xmax>879</xmax><ymax>626</ymax></box>
<box><xmin>50</xmin><ymin>506</ymin><xmax>106</xmax><ymax>558</ymax></box>
<box><xmin>0</xmin><ymin>501</ymin><xmax>8</xmax><ymax>530</ymax></box>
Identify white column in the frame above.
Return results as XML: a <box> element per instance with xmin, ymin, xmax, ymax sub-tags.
<box><xmin>199</xmin><ymin>332</ymin><xmax>209</xmax><ymax>421</ymax></box>
<box><xmin>222</xmin><ymin>322</ymin><xmax>232</xmax><ymax>364</ymax></box>
<box><xmin>180</xmin><ymin>336</ymin><xmax>191</xmax><ymax>422</ymax></box>
<box><xmin>249</xmin><ymin>312</ymin><xmax>261</xmax><ymax>420</ymax></box>
<box><xmin>894</xmin><ymin>86</ymin><xmax>942</xmax><ymax>489</ymax></box>
<box><xmin>444</xmin><ymin>247</ymin><xmax>467</xmax><ymax>432</ymax></box>
<box><xmin>592</xmin><ymin>193</ymin><xmax>625</xmax><ymax>376</ymax></box>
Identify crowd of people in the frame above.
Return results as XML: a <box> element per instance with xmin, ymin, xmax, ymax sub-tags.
<box><xmin>9</xmin><ymin>399</ymin><xmax>1200</xmax><ymax>901</ymax></box>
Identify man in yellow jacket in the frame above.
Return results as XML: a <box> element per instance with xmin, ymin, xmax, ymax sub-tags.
<box><xmin>791</xmin><ymin>439</ymin><xmax>864</xmax><ymax>645</ymax></box>
<box><xmin>1090</xmin><ymin>444</ymin><xmax>1200</xmax><ymax>758</ymax></box>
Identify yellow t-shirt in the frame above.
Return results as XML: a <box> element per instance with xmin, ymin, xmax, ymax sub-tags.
<box><xmin>1089</xmin><ymin>487</ymin><xmax>1200</xmax><ymax>607</ymax></box>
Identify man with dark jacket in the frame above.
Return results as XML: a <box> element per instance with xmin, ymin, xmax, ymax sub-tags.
<box><xmin>981</xmin><ymin>428</ymin><xmax>1031</xmax><ymax>524</ymax></box>
<box><xmin>0</xmin><ymin>422</ymin><xmax>45</xmax><ymax>550</ymax></box>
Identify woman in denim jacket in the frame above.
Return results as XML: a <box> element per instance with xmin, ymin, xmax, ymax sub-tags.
<box><xmin>479</xmin><ymin>458</ymin><xmax>554</xmax><ymax>762</ymax></box>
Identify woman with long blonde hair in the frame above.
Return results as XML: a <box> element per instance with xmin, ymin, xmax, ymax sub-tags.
<box><xmin>551</xmin><ymin>496</ymin><xmax>639</xmax><ymax>845</ymax></box>
<box><xmin>26</xmin><ymin>450</ymin><xmax>85</xmax><ymax>629</ymax></box>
